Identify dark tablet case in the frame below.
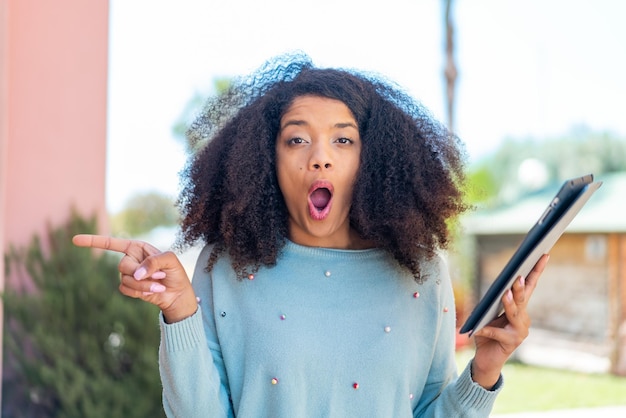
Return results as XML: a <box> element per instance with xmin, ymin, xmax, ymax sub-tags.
<box><xmin>460</xmin><ymin>174</ymin><xmax>602</xmax><ymax>335</ymax></box>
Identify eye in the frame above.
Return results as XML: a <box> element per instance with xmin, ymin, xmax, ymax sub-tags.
<box><xmin>285</xmin><ymin>136</ymin><xmax>307</xmax><ymax>146</ymax></box>
<box><xmin>335</xmin><ymin>137</ymin><xmax>354</xmax><ymax>145</ymax></box>
<box><xmin>286</xmin><ymin>137</ymin><xmax>307</xmax><ymax>145</ymax></box>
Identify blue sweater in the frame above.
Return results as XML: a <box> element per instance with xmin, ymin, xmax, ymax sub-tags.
<box><xmin>159</xmin><ymin>241</ymin><xmax>501</xmax><ymax>417</ymax></box>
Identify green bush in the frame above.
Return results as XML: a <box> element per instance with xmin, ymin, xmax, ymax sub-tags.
<box><xmin>2</xmin><ymin>212</ymin><xmax>166</xmax><ymax>417</ymax></box>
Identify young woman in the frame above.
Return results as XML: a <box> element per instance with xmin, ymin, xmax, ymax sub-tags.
<box><xmin>74</xmin><ymin>53</ymin><xmax>548</xmax><ymax>417</ymax></box>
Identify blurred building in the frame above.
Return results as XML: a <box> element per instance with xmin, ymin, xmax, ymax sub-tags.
<box><xmin>0</xmin><ymin>0</ymin><xmax>109</xmax><ymax>409</ymax></box>
<box><xmin>466</xmin><ymin>172</ymin><xmax>626</xmax><ymax>375</ymax></box>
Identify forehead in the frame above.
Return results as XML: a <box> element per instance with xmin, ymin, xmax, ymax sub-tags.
<box><xmin>280</xmin><ymin>95</ymin><xmax>356</xmax><ymax>124</ymax></box>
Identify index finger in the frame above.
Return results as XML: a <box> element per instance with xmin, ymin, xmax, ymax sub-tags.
<box><xmin>72</xmin><ymin>234</ymin><xmax>135</xmax><ymax>254</ymax></box>
<box><xmin>525</xmin><ymin>253</ymin><xmax>550</xmax><ymax>292</ymax></box>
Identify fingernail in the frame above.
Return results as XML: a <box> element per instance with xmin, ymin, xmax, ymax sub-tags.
<box><xmin>150</xmin><ymin>283</ymin><xmax>166</xmax><ymax>293</ymax></box>
<box><xmin>152</xmin><ymin>271</ymin><xmax>166</xmax><ymax>279</ymax></box>
<box><xmin>519</xmin><ymin>276</ymin><xmax>526</xmax><ymax>286</ymax></box>
<box><xmin>142</xmin><ymin>291</ymin><xmax>154</xmax><ymax>296</ymax></box>
<box><xmin>134</xmin><ymin>267</ymin><xmax>147</xmax><ymax>280</ymax></box>
<box><xmin>507</xmin><ymin>289</ymin><xmax>513</xmax><ymax>301</ymax></box>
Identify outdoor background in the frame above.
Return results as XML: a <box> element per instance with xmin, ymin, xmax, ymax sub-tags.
<box><xmin>106</xmin><ymin>0</ymin><xmax>626</xmax><ymax>214</ymax></box>
<box><xmin>2</xmin><ymin>0</ymin><xmax>626</xmax><ymax>416</ymax></box>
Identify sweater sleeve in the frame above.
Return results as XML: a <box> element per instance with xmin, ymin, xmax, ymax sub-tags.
<box><xmin>159</xmin><ymin>309</ymin><xmax>232</xmax><ymax>418</ymax></box>
<box><xmin>414</xmin><ymin>360</ymin><xmax>503</xmax><ymax>418</ymax></box>
<box><xmin>413</xmin><ymin>254</ymin><xmax>502</xmax><ymax>418</ymax></box>
<box><xmin>159</xmin><ymin>246</ymin><xmax>234</xmax><ymax>418</ymax></box>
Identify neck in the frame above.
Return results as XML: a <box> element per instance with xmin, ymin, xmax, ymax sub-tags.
<box><xmin>288</xmin><ymin>228</ymin><xmax>375</xmax><ymax>250</ymax></box>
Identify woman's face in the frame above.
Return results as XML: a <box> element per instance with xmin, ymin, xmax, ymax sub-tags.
<box><xmin>276</xmin><ymin>95</ymin><xmax>362</xmax><ymax>249</ymax></box>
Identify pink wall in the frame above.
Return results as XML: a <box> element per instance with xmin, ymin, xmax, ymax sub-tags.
<box><xmin>0</xmin><ymin>0</ymin><xmax>109</xmax><ymax>405</ymax></box>
<box><xmin>1</xmin><ymin>0</ymin><xmax>109</xmax><ymax>249</ymax></box>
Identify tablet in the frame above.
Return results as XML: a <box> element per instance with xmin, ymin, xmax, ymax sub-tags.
<box><xmin>459</xmin><ymin>174</ymin><xmax>602</xmax><ymax>335</ymax></box>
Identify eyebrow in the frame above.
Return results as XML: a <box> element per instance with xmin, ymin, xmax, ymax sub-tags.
<box><xmin>280</xmin><ymin>120</ymin><xmax>359</xmax><ymax>131</ymax></box>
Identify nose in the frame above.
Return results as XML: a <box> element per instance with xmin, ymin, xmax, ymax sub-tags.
<box><xmin>312</xmin><ymin>162</ymin><xmax>332</xmax><ymax>170</ymax></box>
<box><xmin>309</xmin><ymin>142</ymin><xmax>333</xmax><ymax>171</ymax></box>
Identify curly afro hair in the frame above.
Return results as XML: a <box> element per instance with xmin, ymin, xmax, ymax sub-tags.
<box><xmin>176</xmin><ymin>52</ymin><xmax>470</xmax><ymax>282</ymax></box>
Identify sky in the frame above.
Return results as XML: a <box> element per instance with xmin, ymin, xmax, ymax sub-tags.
<box><xmin>106</xmin><ymin>0</ymin><xmax>626</xmax><ymax>213</ymax></box>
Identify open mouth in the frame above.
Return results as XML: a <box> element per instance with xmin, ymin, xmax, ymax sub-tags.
<box><xmin>308</xmin><ymin>181</ymin><xmax>333</xmax><ymax>220</ymax></box>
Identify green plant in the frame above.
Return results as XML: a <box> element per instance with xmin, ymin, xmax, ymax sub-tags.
<box><xmin>2</xmin><ymin>211</ymin><xmax>166</xmax><ymax>418</ymax></box>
